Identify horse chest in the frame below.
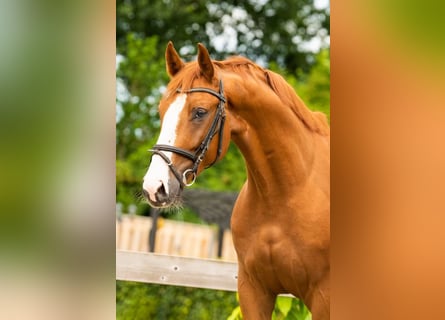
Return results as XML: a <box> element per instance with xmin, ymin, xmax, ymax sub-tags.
<box><xmin>232</xmin><ymin>220</ymin><xmax>309</xmax><ymax>294</ymax></box>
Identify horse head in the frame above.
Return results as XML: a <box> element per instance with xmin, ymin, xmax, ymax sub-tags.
<box><xmin>142</xmin><ymin>42</ymin><xmax>231</xmax><ymax>208</ymax></box>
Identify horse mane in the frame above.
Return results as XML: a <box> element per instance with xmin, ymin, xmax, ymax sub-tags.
<box><xmin>167</xmin><ymin>56</ymin><xmax>329</xmax><ymax>136</ymax></box>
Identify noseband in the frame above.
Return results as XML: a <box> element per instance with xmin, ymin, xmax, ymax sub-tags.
<box><xmin>149</xmin><ymin>80</ymin><xmax>226</xmax><ymax>188</ymax></box>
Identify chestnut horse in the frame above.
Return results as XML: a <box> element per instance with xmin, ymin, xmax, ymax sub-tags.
<box><xmin>142</xmin><ymin>42</ymin><xmax>330</xmax><ymax>319</ymax></box>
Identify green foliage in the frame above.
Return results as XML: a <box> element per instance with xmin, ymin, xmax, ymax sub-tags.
<box><xmin>227</xmin><ymin>305</ymin><xmax>242</xmax><ymax>320</ymax></box>
<box><xmin>117</xmin><ymin>34</ymin><xmax>166</xmax><ymax>99</ymax></box>
<box><xmin>274</xmin><ymin>296</ymin><xmax>294</xmax><ymax>319</ymax></box>
<box><xmin>273</xmin><ymin>297</ymin><xmax>312</xmax><ymax>320</ymax></box>
<box><xmin>116</xmin><ymin>0</ymin><xmax>329</xmax><ymax>73</ymax></box>
<box><xmin>115</xmin><ymin>34</ymin><xmax>167</xmax><ymax>210</ymax></box>
<box><xmin>117</xmin><ymin>281</ymin><xmax>238</xmax><ymax>320</ymax></box>
<box><xmin>116</xmin><ymin>34</ymin><xmax>166</xmax><ymax>160</ymax></box>
<box><xmin>295</xmin><ymin>49</ymin><xmax>330</xmax><ymax>121</ymax></box>
<box><xmin>270</xmin><ymin>49</ymin><xmax>330</xmax><ymax>122</ymax></box>
<box><xmin>116</xmin><ymin>140</ymin><xmax>157</xmax><ymax>211</ymax></box>
<box><xmin>225</xmin><ymin>295</ymin><xmax>311</xmax><ymax>320</ymax></box>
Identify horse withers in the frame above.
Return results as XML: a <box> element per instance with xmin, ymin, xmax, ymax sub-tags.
<box><xmin>142</xmin><ymin>42</ymin><xmax>330</xmax><ymax>320</ymax></box>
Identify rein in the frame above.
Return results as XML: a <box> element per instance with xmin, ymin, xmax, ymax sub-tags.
<box><xmin>149</xmin><ymin>80</ymin><xmax>226</xmax><ymax>188</ymax></box>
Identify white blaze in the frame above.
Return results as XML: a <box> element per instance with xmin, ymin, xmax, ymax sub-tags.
<box><xmin>143</xmin><ymin>94</ymin><xmax>187</xmax><ymax>202</ymax></box>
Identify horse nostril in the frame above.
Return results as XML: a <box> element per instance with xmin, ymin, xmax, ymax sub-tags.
<box><xmin>156</xmin><ymin>182</ymin><xmax>168</xmax><ymax>203</ymax></box>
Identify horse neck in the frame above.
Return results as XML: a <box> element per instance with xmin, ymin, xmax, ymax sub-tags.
<box><xmin>226</xmin><ymin>76</ymin><xmax>316</xmax><ymax>200</ymax></box>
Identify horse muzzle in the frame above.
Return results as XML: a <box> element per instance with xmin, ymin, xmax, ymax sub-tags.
<box><xmin>142</xmin><ymin>155</ymin><xmax>183</xmax><ymax>208</ymax></box>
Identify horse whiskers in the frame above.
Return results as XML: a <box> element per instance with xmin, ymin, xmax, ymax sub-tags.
<box><xmin>135</xmin><ymin>191</ymin><xmax>147</xmax><ymax>204</ymax></box>
<box><xmin>158</xmin><ymin>197</ymin><xmax>184</xmax><ymax>216</ymax></box>
<box><xmin>169</xmin><ymin>194</ymin><xmax>185</xmax><ymax>211</ymax></box>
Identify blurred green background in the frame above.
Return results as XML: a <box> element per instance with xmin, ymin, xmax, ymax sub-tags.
<box><xmin>116</xmin><ymin>0</ymin><xmax>329</xmax><ymax>319</ymax></box>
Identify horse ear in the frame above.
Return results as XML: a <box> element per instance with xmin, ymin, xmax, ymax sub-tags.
<box><xmin>165</xmin><ymin>41</ymin><xmax>184</xmax><ymax>78</ymax></box>
<box><xmin>197</xmin><ymin>43</ymin><xmax>214</xmax><ymax>82</ymax></box>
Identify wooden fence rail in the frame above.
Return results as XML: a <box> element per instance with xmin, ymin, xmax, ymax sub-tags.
<box><xmin>116</xmin><ymin>250</ymin><xmax>295</xmax><ymax>298</ymax></box>
<box><xmin>116</xmin><ymin>250</ymin><xmax>238</xmax><ymax>292</ymax></box>
<box><xmin>116</xmin><ymin>215</ymin><xmax>295</xmax><ymax>298</ymax></box>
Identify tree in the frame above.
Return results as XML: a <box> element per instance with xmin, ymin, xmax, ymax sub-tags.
<box><xmin>116</xmin><ymin>34</ymin><xmax>166</xmax><ymax>160</ymax></box>
<box><xmin>271</xmin><ymin>48</ymin><xmax>330</xmax><ymax>121</ymax></box>
<box><xmin>117</xmin><ymin>0</ymin><xmax>329</xmax><ymax>74</ymax></box>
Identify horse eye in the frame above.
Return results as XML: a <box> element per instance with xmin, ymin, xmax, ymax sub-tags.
<box><xmin>193</xmin><ymin>108</ymin><xmax>208</xmax><ymax>119</ymax></box>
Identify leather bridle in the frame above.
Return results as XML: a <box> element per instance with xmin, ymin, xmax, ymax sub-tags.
<box><xmin>149</xmin><ymin>80</ymin><xmax>226</xmax><ymax>188</ymax></box>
